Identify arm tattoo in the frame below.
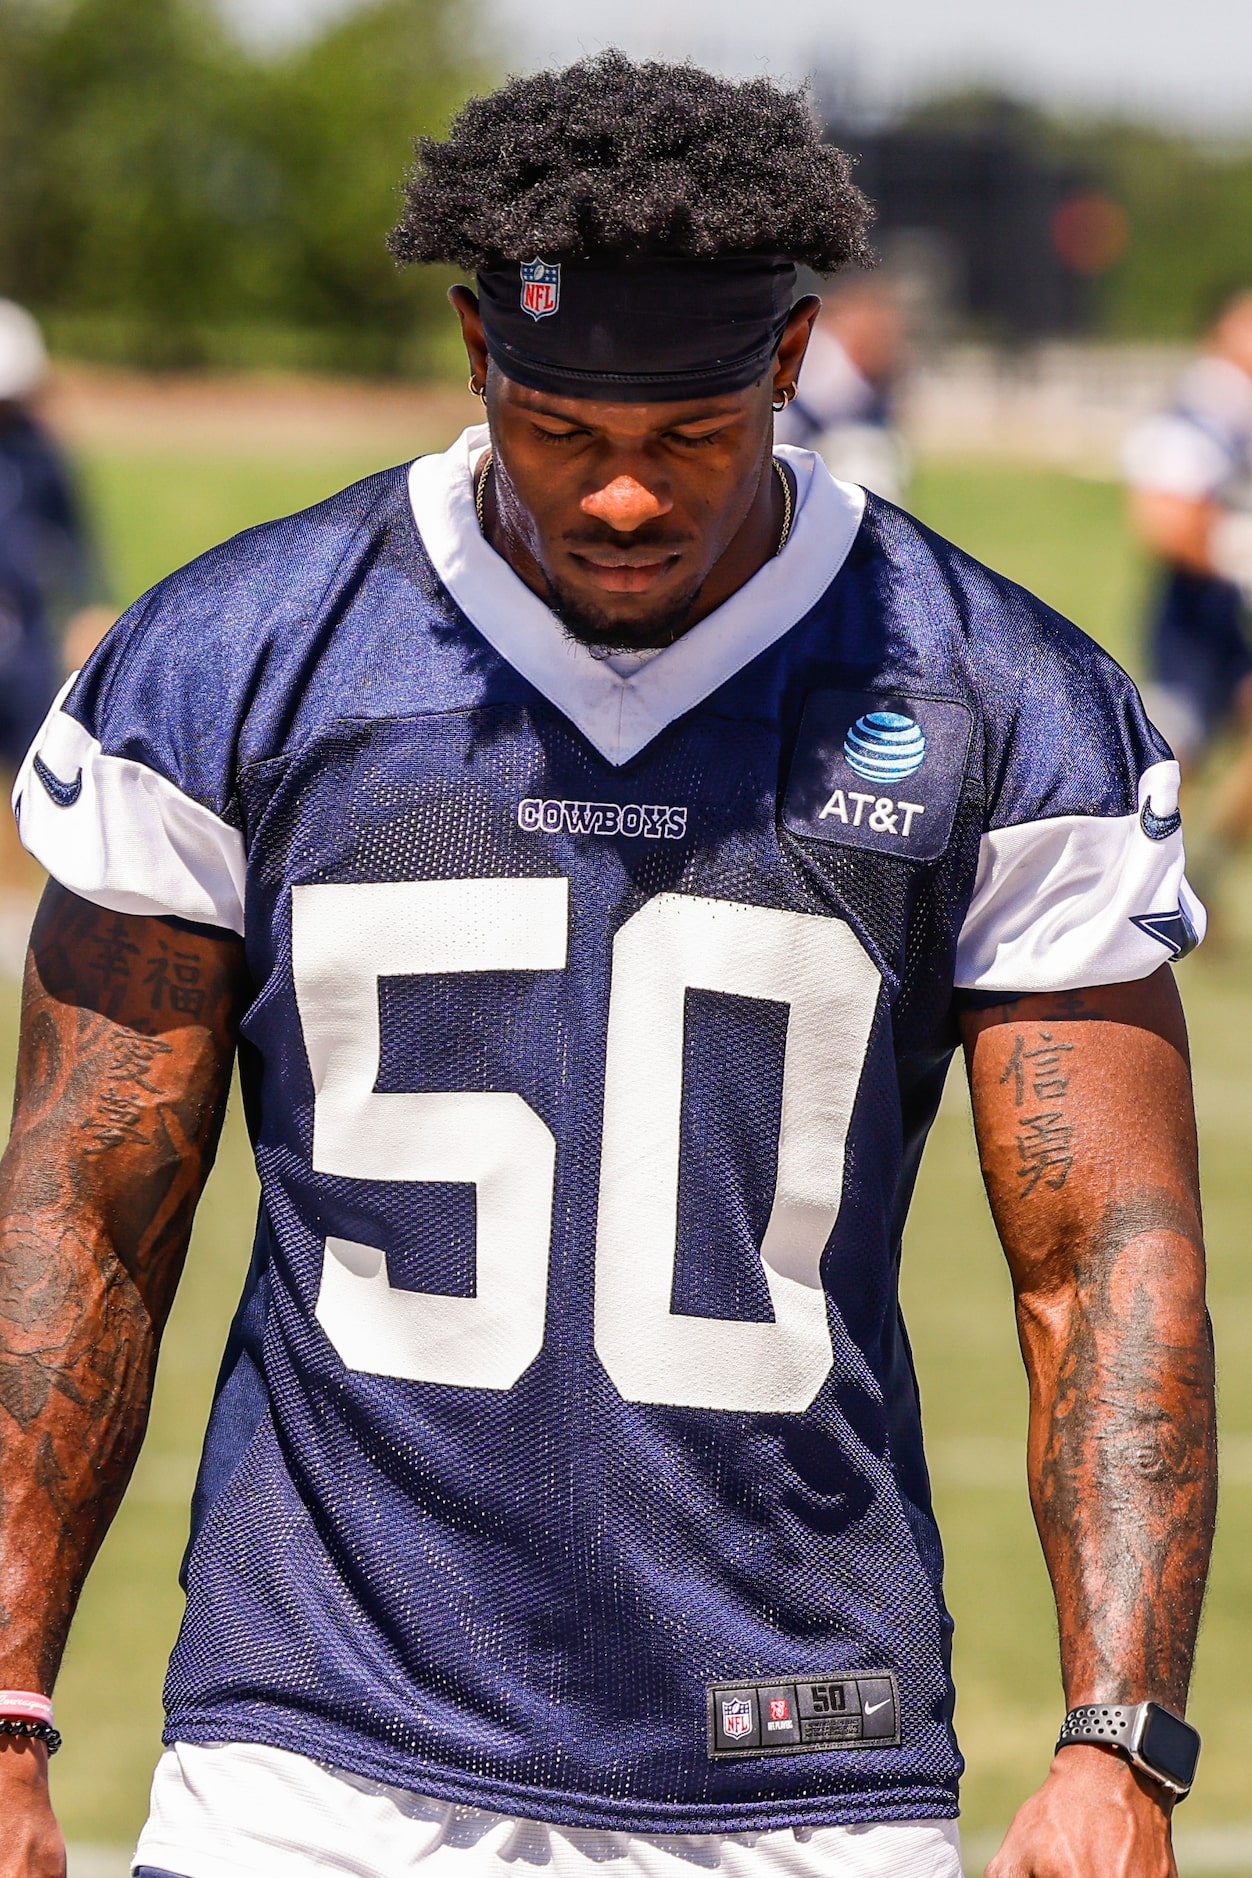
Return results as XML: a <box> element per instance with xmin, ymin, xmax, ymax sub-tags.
<box><xmin>0</xmin><ymin>885</ymin><xmax>247</xmax><ymax>1689</ymax></box>
<box><xmin>1032</xmin><ymin>1193</ymin><xmax>1216</xmax><ymax>1707</ymax></box>
<box><xmin>965</xmin><ymin>973</ymin><xmax>1215</xmax><ymax>1714</ymax></box>
<box><xmin>1001</xmin><ymin>1030</ymin><xmax>1076</xmax><ymax>1196</ymax></box>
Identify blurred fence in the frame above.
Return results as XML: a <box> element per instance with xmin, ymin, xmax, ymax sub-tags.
<box><xmin>902</xmin><ymin>341</ymin><xmax>1184</xmax><ymax>470</ymax></box>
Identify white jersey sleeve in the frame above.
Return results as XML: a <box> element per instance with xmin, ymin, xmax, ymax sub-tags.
<box><xmin>14</xmin><ymin>673</ymin><xmax>246</xmax><ymax>932</ymax></box>
<box><xmin>953</xmin><ymin>624</ymin><xmax>1204</xmax><ymax>995</ymax></box>
<box><xmin>1123</xmin><ymin>355</ymin><xmax>1252</xmax><ymax>500</ymax></box>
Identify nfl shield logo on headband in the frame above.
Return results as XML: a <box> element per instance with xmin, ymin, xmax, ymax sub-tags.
<box><xmin>520</xmin><ymin>258</ymin><xmax>561</xmax><ymax>321</ymax></box>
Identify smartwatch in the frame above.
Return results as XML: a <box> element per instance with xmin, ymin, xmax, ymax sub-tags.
<box><xmin>1056</xmin><ymin>1702</ymin><xmax>1200</xmax><ymax>1799</ymax></box>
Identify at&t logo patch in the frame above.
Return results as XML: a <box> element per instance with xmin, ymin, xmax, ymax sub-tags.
<box><xmin>842</xmin><ymin>711</ymin><xmax>927</xmax><ymax>783</ymax></box>
<box><xmin>783</xmin><ymin>689</ymin><xmax>972</xmax><ymax>864</ymax></box>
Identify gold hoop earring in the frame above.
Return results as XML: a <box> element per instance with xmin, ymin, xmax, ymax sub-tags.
<box><xmin>772</xmin><ymin>385</ymin><xmax>796</xmax><ymax>413</ymax></box>
<box><xmin>468</xmin><ymin>374</ymin><xmax>486</xmax><ymax>400</ymax></box>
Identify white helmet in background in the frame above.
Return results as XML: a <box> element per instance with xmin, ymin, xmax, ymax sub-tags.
<box><xmin>0</xmin><ymin>299</ymin><xmax>48</xmax><ymax>400</ymax></box>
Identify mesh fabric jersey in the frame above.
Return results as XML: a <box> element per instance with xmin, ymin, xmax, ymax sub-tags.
<box><xmin>15</xmin><ymin>435</ymin><xmax>1196</xmax><ymax>1834</ymax></box>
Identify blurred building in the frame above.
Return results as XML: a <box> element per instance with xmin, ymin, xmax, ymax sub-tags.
<box><xmin>824</xmin><ymin>107</ymin><xmax>1127</xmax><ymax>343</ymax></box>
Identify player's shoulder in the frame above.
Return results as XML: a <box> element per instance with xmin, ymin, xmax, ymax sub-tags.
<box><xmin>851</xmin><ymin>494</ymin><xmax>1164</xmax><ymax>827</ymax></box>
<box><xmin>125</xmin><ymin>461</ymin><xmax>412</xmax><ymax>640</ymax></box>
<box><xmin>857</xmin><ymin>491</ymin><xmax>1133</xmax><ymax>700</ymax></box>
<box><xmin>72</xmin><ymin>460</ymin><xmax>421</xmax><ymax>714</ymax></box>
<box><xmin>57</xmin><ymin>462</ymin><xmax>423</xmax><ymax>812</ymax></box>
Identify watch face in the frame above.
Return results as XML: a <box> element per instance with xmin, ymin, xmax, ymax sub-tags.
<box><xmin>1139</xmin><ymin>1705</ymin><xmax>1201</xmax><ymax>1787</ymax></box>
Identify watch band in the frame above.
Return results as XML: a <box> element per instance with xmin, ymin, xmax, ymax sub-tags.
<box><xmin>1057</xmin><ymin>1704</ymin><xmax>1136</xmax><ymax>1750</ymax></box>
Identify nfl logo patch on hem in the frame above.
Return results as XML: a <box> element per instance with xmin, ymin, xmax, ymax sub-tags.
<box><xmin>520</xmin><ymin>258</ymin><xmax>561</xmax><ymax>321</ymax></box>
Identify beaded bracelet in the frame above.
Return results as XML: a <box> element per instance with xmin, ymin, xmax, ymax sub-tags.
<box><xmin>0</xmin><ymin>1692</ymin><xmax>61</xmax><ymax>1755</ymax></box>
<box><xmin>0</xmin><ymin>1715</ymin><xmax>62</xmax><ymax>1754</ymax></box>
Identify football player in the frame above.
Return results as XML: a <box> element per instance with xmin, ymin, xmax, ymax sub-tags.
<box><xmin>1125</xmin><ymin>288</ymin><xmax>1252</xmax><ymax>888</ymax></box>
<box><xmin>0</xmin><ymin>54</ymin><xmax>1215</xmax><ymax>1878</ymax></box>
<box><xmin>0</xmin><ymin>301</ymin><xmax>107</xmax><ymax>929</ymax></box>
<box><xmin>772</xmin><ymin>277</ymin><xmax>910</xmax><ymax>501</ymax></box>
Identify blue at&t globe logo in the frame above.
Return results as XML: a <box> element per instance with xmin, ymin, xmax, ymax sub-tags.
<box><xmin>842</xmin><ymin>711</ymin><xmax>927</xmax><ymax>783</ymax></box>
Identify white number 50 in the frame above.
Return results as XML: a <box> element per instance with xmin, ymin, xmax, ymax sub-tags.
<box><xmin>292</xmin><ymin>880</ymin><xmax>880</xmax><ymax>1414</ymax></box>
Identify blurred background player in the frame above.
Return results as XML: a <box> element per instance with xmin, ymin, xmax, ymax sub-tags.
<box><xmin>773</xmin><ymin>274</ymin><xmax>909</xmax><ymax>501</ymax></box>
<box><xmin>0</xmin><ymin>301</ymin><xmax>106</xmax><ymax>688</ymax></box>
<box><xmin>1124</xmin><ymin>288</ymin><xmax>1252</xmax><ymax>896</ymax></box>
<box><xmin>0</xmin><ymin>299</ymin><xmax>107</xmax><ymax>961</ymax></box>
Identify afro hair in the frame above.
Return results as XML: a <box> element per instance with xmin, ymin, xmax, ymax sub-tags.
<box><xmin>388</xmin><ymin>52</ymin><xmax>873</xmax><ymax>274</ymax></box>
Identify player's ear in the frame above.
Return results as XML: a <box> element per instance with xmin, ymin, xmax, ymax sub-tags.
<box><xmin>448</xmin><ymin>285</ymin><xmax>489</xmax><ymax>392</ymax></box>
<box><xmin>773</xmin><ymin>294</ymin><xmax>821</xmax><ymax>403</ymax></box>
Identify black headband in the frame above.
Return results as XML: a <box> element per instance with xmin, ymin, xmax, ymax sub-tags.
<box><xmin>475</xmin><ymin>254</ymin><xmax>799</xmax><ymax>402</ymax></box>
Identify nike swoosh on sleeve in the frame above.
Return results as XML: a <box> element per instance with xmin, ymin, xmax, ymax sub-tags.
<box><xmin>33</xmin><ymin>753</ymin><xmax>83</xmax><ymax>808</ymax></box>
<box><xmin>1141</xmin><ymin>802</ymin><xmax>1182</xmax><ymax>840</ymax></box>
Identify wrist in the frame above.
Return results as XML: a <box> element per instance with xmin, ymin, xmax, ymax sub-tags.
<box><xmin>1051</xmin><ymin>1750</ymin><xmax>1178</xmax><ymax>1810</ymax></box>
<box><xmin>1048</xmin><ymin>1742</ymin><xmax>1174</xmax><ymax>1814</ymax></box>
<box><xmin>0</xmin><ymin>1690</ymin><xmax>61</xmax><ymax>1759</ymax></box>
<box><xmin>0</xmin><ymin>1731</ymin><xmax>51</xmax><ymax>1791</ymax></box>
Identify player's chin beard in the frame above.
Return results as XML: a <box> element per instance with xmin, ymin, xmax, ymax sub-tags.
<box><xmin>545</xmin><ymin>570</ymin><xmax>707</xmax><ymax>655</ymax></box>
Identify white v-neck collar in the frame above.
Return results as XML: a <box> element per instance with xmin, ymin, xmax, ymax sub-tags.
<box><xmin>408</xmin><ymin>425</ymin><xmax>865</xmax><ymax>767</ymax></box>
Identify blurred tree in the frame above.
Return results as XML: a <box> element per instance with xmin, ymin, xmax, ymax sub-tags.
<box><xmin>0</xmin><ymin>0</ymin><xmax>268</xmax><ymax>363</ymax></box>
<box><xmin>259</xmin><ymin>0</ymin><xmax>485</xmax><ymax>373</ymax></box>
<box><xmin>0</xmin><ymin>1</ymin><xmax>60</xmax><ymax>305</ymax></box>
<box><xmin>0</xmin><ymin>0</ymin><xmax>484</xmax><ymax>372</ymax></box>
<box><xmin>15</xmin><ymin>8</ymin><xmax>1252</xmax><ymax>365</ymax></box>
<box><xmin>1075</xmin><ymin>125</ymin><xmax>1252</xmax><ymax>340</ymax></box>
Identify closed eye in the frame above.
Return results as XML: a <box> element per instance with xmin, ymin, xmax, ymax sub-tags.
<box><xmin>667</xmin><ymin>422</ymin><xmax>737</xmax><ymax>449</ymax></box>
<box><xmin>530</xmin><ymin>423</ymin><xmax>589</xmax><ymax>445</ymax></box>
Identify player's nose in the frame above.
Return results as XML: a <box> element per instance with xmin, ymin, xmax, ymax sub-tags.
<box><xmin>580</xmin><ymin>475</ymin><xmax>672</xmax><ymax>532</ymax></box>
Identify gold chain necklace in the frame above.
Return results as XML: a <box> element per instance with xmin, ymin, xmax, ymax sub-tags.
<box><xmin>772</xmin><ymin>456</ymin><xmax>793</xmax><ymax>554</ymax></box>
<box><xmin>474</xmin><ymin>452</ymin><xmax>793</xmax><ymax>555</ymax></box>
<box><xmin>475</xmin><ymin>451</ymin><xmax>492</xmax><ymax>533</ymax></box>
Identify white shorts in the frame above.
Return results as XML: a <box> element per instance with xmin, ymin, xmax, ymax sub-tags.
<box><xmin>134</xmin><ymin>1742</ymin><xmax>964</xmax><ymax>1878</ymax></box>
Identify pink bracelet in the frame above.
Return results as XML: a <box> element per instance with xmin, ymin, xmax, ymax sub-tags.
<box><xmin>0</xmin><ymin>1691</ymin><xmax>54</xmax><ymax>1726</ymax></box>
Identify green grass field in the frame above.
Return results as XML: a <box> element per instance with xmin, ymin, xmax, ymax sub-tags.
<box><xmin>10</xmin><ymin>441</ymin><xmax>1250</xmax><ymax>1872</ymax></box>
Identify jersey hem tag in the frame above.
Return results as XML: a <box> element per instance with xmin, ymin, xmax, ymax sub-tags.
<box><xmin>707</xmin><ymin>1673</ymin><xmax>901</xmax><ymax>1758</ymax></box>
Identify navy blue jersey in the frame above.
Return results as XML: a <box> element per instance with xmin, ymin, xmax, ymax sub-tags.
<box><xmin>15</xmin><ymin>435</ymin><xmax>1200</xmax><ymax>1833</ymax></box>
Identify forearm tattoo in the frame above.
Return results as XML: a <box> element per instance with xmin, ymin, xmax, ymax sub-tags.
<box><xmin>970</xmin><ymin>980</ymin><xmax>1216</xmax><ymax>1713</ymax></box>
<box><xmin>1033</xmin><ymin>1193</ymin><xmax>1216</xmax><ymax>1709</ymax></box>
<box><xmin>0</xmin><ymin>886</ymin><xmax>246</xmax><ymax>1688</ymax></box>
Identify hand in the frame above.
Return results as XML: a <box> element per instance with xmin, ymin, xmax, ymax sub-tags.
<box><xmin>986</xmin><ymin>1745</ymin><xmax>1176</xmax><ymax>1878</ymax></box>
<box><xmin>0</xmin><ymin>1737</ymin><xmax>65</xmax><ymax>1878</ymax></box>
